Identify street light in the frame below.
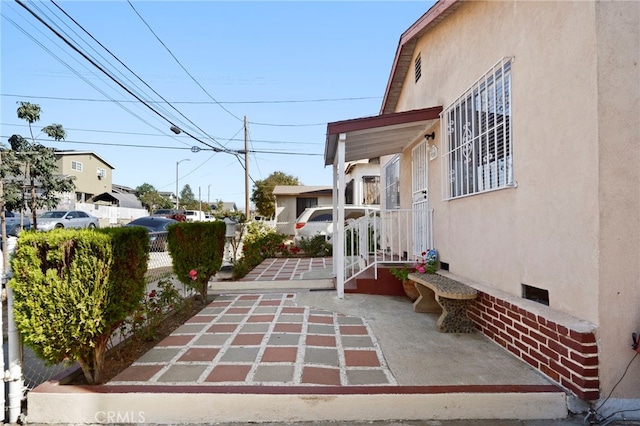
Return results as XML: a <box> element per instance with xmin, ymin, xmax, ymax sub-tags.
<box><xmin>176</xmin><ymin>158</ymin><xmax>190</xmax><ymax>209</ymax></box>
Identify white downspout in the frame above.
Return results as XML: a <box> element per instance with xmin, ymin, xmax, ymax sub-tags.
<box><xmin>4</xmin><ymin>237</ymin><xmax>23</xmax><ymax>423</ymax></box>
<box><xmin>336</xmin><ymin>134</ymin><xmax>346</xmax><ymax>299</ymax></box>
<box><xmin>332</xmin><ymin>162</ymin><xmax>338</xmax><ymax>277</ymax></box>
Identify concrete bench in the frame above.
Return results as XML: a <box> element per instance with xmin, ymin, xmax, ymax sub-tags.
<box><xmin>408</xmin><ymin>272</ymin><xmax>478</xmax><ymax>333</ymax></box>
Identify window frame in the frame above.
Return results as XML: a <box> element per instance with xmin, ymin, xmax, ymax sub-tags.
<box><xmin>441</xmin><ymin>57</ymin><xmax>513</xmax><ymax>200</ymax></box>
<box><xmin>71</xmin><ymin>160</ymin><xmax>83</xmax><ymax>172</ymax></box>
<box><xmin>383</xmin><ymin>155</ymin><xmax>401</xmax><ymax>209</ymax></box>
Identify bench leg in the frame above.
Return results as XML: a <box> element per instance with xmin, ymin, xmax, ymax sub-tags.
<box><xmin>435</xmin><ymin>297</ymin><xmax>475</xmax><ymax>333</ymax></box>
<box><xmin>412</xmin><ymin>283</ymin><xmax>442</xmax><ymax>313</ymax></box>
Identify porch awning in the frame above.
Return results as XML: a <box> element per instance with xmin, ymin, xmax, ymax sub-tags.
<box><xmin>324</xmin><ymin>106</ymin><xmax>442</xmax><ymax>166</ymax></box>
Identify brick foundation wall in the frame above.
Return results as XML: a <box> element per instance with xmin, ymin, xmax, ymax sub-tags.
<box><xmin>468</xmin><ymin>291</ymin><xmax>600</xmax><ymax>401</ymax></box>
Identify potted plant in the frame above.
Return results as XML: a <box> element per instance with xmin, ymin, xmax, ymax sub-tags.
<box><xmin>389</xmin><ymin>265</ymin><xmax>420</xmax><ymax>301</ymax></box>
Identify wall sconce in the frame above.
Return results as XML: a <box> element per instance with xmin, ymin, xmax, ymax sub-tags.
<box><xmin>425</xmin><ymin>132</ymin><xmax>437</xmax><ymax>160</ymax></box>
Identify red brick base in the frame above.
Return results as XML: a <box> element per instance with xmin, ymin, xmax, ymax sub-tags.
<box><xmin>468</xmin><ymin>291</ymin><xmax>599</xmax><ymax>401</ymax></box>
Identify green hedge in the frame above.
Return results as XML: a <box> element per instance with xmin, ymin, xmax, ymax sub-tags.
<box><xmin>167</xmin><ymin>221</ymin><xmax>226</xmax><ymax>302</ymax></box>
<box><xmin>9</xmin><ymin>227</ymin><xmax>150</xmax><ymax>384</ymax></box>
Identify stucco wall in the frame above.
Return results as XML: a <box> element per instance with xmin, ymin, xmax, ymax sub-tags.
<box><xmin>594</xmin><ymin>0</ymin><xmax>640</xmax><ymax>400</ymax></box>
<box><xmin>393</xmin><ymin>0</ymin><xmax>640</xmax><ymax>401</ymax></box>
<box><xmin>396</xmin><ymin>0</ymin><xmax>601</xmax><ymax>321</ymax></box>
<box><xmin>57</xmin><ymin>154</ymin><xmax>112</xmax><ymax>196</ymax></box>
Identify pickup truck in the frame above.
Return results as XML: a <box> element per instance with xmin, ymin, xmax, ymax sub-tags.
<box><xmin>3</xmin><ymin>211</ymin><xmax>31</xmax><ymax>235</ymax></box>
<box><xmin>151</xmin><ymin>209</ymin><xmax>187</xmax><ymax>222</ymax></box>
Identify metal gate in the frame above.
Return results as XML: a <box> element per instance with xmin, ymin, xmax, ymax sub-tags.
<box><xmin>412</xmin><ymin>141</ymin><xmax>431</xmax><ymax>257</ymax></box>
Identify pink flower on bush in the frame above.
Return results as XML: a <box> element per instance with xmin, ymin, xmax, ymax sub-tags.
<box><xmin>189</xmin><ymin>269</ymin><xmax>198</xmax><ymax>281</ymax></box>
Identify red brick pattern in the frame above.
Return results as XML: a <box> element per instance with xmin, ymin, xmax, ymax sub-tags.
<box><xmin>468</xmin><ymin>292</ymin><xmax>599</xmax><ymax>400</ymax></box>
<box><xmin>113</xmin><ymin>293</ymin><xmax>395</xmax><ymax>387</ymax></box>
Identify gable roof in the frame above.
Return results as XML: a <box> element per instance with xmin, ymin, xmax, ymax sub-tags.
<box><xmin>54</xmin><ymin>150</ymin><xmax>116</xmax><ymax>170</ymax></box>
<box><xmin>381</xmin><ymin>0</ymin><xmax>462</xmax><ymax>114</ymax></box>
<box><xmin>91</xmin><ymin>192</ymin><xmax>143</xmax><ymax>209</ymax></box>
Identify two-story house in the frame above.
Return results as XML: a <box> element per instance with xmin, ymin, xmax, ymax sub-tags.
<box><xmin>54</xmin><ymin>150</ymin><xmax>114</xmax><ymax>208</ymax></box>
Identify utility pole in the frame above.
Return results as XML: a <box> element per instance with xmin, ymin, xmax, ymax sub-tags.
<box><xmin>244</xmin><ymin>115</ymin><xmax>249</xmax><ymax>220</ymax></box>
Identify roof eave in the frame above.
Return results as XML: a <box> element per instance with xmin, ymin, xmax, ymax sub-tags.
<box><xmin>380</xmin><ymin>0</ymin><xmax>462</xmax><ymax>115</ymax></box>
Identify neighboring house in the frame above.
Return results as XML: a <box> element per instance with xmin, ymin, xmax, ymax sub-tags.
<box><xmin>112</xmin><ymin>183</ymin><xmax>136</xmax><ymax>195</ymax></box>
<box><xmin>324</xmin><ymin>0</ymin><xmax>639</xmax><ymax>414</ymax></box>
<box><xmin>273</xmin><ymin>162</ymin><xmax>381</xmax><ymax>236</ymax></box>
<box><xmin>345</xmin><ymin>159</ymin><xmax>381</xmax><ymax>205</ymax></box>
<box><xmin>217</xmin><ymin>202</ymin><xmax>239</xmax><ymax>213</ymax></box>
<box><xmin>54</xmin><ymin>150</ymin><xmax>114</xmax><ymax>204</ymax></box>
<box><xmin>273</xmin><ymin>185</ymin><xmax>333</xmax><ymax>236</ymax></box>
<box><xmin>91</xmin><ymin>192</ymin><xmax>143</xmax><ymax>209</ymax></box>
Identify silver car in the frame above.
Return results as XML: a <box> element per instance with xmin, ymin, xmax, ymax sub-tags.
<box><xmin>37</xmin><ymin>210</ymin><xmax>100</xmax><ymax>231</ymax></box>
<box><xmin>3</xmin><ymin>211</ymin><xmax>31</xmax><ymax>236</ymax></box>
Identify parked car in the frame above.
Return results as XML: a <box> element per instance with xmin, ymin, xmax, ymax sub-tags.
<box><xmin>37</xmin><ymin>210</ymin><xmax>100</xmax><ymax>231</ymax></box>
<box><xmin>3</xmin><ymin>211</ymin><xmax>31</xmax><ymax>236</ymax></box>
<box><xmin>293</xmin><ymin>205</ymin><xmax>379</xmax><ymax>244</ymax></box>
<box><xmin>151</xmin><ymin>209</ymin><xmax>186</xmax><ymax>222</ymax></box>
<box><xmin>125</xmin><ymin>216</ymin><xmax>178</xmax><ymax>251</ymax></box>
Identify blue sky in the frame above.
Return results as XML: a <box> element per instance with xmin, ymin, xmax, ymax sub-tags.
<box><xmin>1</xmin><ymin>1</ymin><xmax>433</xmax><ymax>209</ymax></box>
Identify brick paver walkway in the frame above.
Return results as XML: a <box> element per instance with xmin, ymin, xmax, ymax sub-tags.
<box><xmin>110</xmin><ymin>292</ymin><xmax>396</xmax><ymax>386</ymax></box>
<box><xmin>239</xmin><ymin>258</ymin><xmax>333</xmax><ymax>281</ymax></box>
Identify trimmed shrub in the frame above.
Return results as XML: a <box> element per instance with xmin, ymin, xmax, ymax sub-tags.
<box><xmin>10</xmin><ymin>230</ymin><xmax>110</xmax><ymax>384</ymax></box>
<box><xmin>296</xmin><ymin>235</ymin><xmax>332</xmax><ymax>257</ymax></box>
<box><xmin>9</xmin><ymin>227</ymin><xmax>150</xmax><ymax>384</ymax></box>
<box><xmin>167</xmin><ymin>221</ymin><xmax>226</xmax><ymax>302</ymax></box>
<box><xmin>232</xmin><ymin>223</ymin><xmax>289</xmax><ymax>279</ymax></box>
<box><xmin>97</xmin><ymin>226</ymin><xmax>150</xmax><ymax>325</ymax></box>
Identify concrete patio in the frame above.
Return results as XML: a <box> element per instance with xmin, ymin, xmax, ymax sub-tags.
<box><xmin>27</xmin><ymin>258</ymin><xmax>573</xmax><ymax>424</ymax></box>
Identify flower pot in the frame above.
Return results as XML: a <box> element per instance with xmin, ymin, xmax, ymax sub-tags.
<box><xmin>402</xmin><ymin>279</ymin><xmax>420</xmax><ymax>302</ymax></box>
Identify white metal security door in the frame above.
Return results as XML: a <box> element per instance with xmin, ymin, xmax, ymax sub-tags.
<box><xmin>412</xmin><ymin>141</ymin><xmax>430</xmax><ymax>257</ymax></box>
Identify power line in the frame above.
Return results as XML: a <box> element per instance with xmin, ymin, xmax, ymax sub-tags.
<box><xmin>126</xmin><ymin>1</ymin><xmax>244</xmax><ymax>123</ymax></box>
<box><xmin>1</xmin><ymin>122</ymin><xmax>322</xmax><ymax>145</ymax></box>
<box><xmin>0</xmin><ymin>93</ymin><xmax>380</xmax><ymax>105</ymax></box>
<box><xmin>50</xmin><ymin>0</ymin><xmax>230</xmax><ymax>152</ymax></box>
<box><xmin>14</xmin><ymin>0</ymin><xmax>205</xmax><ymax>147</ymax></box>
<box><xmin>1</xmin><ymin>9</ymin><xmax>192</xmax><ymax>150</ymax></box>
<box><xmin>22</xmin><ymin>1</ymin><xmax>197</xmax><ymax>146</ymax></box>
<box><xmin>0</xmin><ymin>135</ymin><xmax>324</xmax><ymax>156</ymax></box>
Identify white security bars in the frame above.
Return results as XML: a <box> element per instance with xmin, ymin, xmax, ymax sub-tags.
<box><xmin>441</xmin><ymin>57</ymin><xmax>513</xmax><ymax>200</ymax></box>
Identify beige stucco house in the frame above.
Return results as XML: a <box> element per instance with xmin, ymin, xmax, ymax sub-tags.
<box><xmin>324</xmin><ymin>0</ymin><xmax>639</xmax><ymax>415</ymax></box>
<box><xmin>273</xmin><ymin>185</ymin><xmax>333</xmax><ymax>236</ymax></box>
<box><xmin>55</xmin><ymin>150</ymin><xmax>114</xmax><ymax>204</ymax></box>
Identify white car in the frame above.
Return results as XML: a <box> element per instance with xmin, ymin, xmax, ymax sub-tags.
<box><xmin>293</xmin><ymin>205</ymin><xmax>379</xmax><ymax>244</ymax></box>
<box><xmin>37</xmin><ymin>210</ymin><xmax>100</xmax><ymax>231</ymax></box>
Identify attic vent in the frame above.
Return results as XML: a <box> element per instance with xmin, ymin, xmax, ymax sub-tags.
<box><xmin>414</xmin><ymin>54</ymin><xmax>422</xmax><ymax>83</ymax></box>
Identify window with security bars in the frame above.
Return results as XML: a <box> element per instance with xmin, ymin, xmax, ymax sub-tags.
<box><xmin>442</xmin><ymin>58</ymin><xmax>513</xmax><ymax>200</ymax></box>
<box><xmin>363</xmin><ymin>176</ymin><xmax>380</xmax><ymax>205</ymax></box>
<box><xmin>384</xmin><ymin>156</ymin><xmax>400</xmax><ymax>209</ymax></box>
